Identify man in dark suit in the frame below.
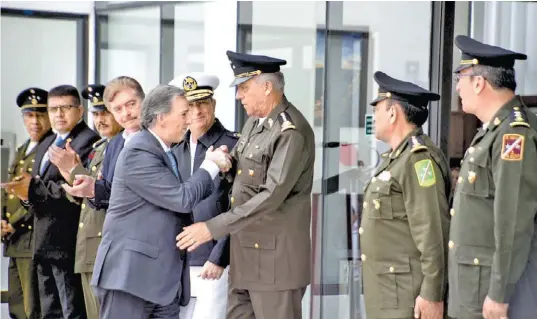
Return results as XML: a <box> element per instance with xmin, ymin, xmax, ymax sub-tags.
<box><xmin>4</xmin><ymin>85</ymin><xmax>100</xmax><ymax>318</ymax></box>
<box><xmin>61</xmin><ymin>76</ymin><xmax>145</xmax><ymax>209</ymax></box>
<box><xmin>1</xmin><ymin>87</ymin><xmax>52</xmax><ymax>319</ymax></box>
<box><xmin>70</xmin><ymin>85</ymin><xmax>231</xmax><ymax>319</ymax></box>
<box><xmin>169</xmin><ymin>73</ymin><xmax>239</xmax><ymax>318</ymax></box>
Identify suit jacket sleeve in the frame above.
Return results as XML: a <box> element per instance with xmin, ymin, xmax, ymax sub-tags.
<box><xmin>401</xmin><ymin>151</ymin><xmax>448</xmax><ymax>302</ymax></box>
<box><xmin>123</xmin><ymin>148</ymin><xmax>214</xmax><ymax>213</ymax></box>
<box><xmin>90</xmin><ymin>148</ymin><xmax>113</xmax><ymax>210</ymax></box>
<box><xmin>208</xmin><ymin>235</ymin><xmax>230</xmax><ymax>267</ymax></box>
<box><xmin>206</xmin><ymin>130</ymin><xmax>308</xmax><ymax>240</ymax></box>
<box><xmin>488</xmin><ymin>126</ymin><xmax>537</xmax><ymax>303</ymax></box>
<box><xmin>29</xmin><ymin>133</ymin><xmax>96</xmax><ymax>216</ymax></box>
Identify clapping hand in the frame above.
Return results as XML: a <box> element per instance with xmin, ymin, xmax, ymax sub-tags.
<box><xmin>1</xmin><ymin>172</ymin><xmax>32</xmax><ymax>201</ymax></box>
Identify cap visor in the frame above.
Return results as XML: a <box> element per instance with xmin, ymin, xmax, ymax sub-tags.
<box><xmin>369</xmin><ymin>96</ymin><xmax>386</xmax><ymax>106</ymax></box>
<box><xmin>89</xmin><ymin>106</ymin><xmax>107</xmax><ymax>112</ymax></box>
<box><xmin>454</xmin><ymin>64</ymin><xmax>472</xmax><ymax>73</ymax></box>
<box><xmin>229</xmin><ymin>76</ymin><xmax>252</xmax><ymax>87</ymax></box>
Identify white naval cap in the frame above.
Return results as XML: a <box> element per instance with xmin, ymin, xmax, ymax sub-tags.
<box><xmin>168</xmin><ymin>72</ymin><xmax>220</xmax><ymax>102</ymax></box>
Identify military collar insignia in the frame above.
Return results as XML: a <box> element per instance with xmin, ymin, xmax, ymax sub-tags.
<box><xmin>277</xmin><ymin>111</ymin><xmax>296</xmax><ymax>132</ymax></box>
<box><xmin>409</xmin><ymin>135</ymin><xmax>427</xmax><ymax>153</ymax></box>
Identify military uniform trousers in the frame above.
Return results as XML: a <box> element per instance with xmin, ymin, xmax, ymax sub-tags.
<box><xmin>226</xmin><ymin>287</ymin><xmax>306</xmax><ymax>319</ymax></box>
<box><xmin>7</xmin><ymin>256</ymin><xmax>40</xmax><ymax>319</ymax></box>
<box><xmin>80</xmin><ymin>272</ymin><xmax>99</xmax><ymax>319</ymax></box>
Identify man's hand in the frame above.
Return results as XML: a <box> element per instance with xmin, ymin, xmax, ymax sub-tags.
<box><xmin>414</xmin><ymin>295</ymin><xmax>443</xmax><ymax>319</ymax></box>
<box><xmin>49</xmin><ymin>141</ymin><xmax>81</xmax><ymax>173</ymax></box>
<box><xmin>62</xmin><ymin>175</ymin><xmax>96</xmax><ymax>198</ymax></box>
<box><xmin>205</xmin><ymin>146</ymin><xmax>232</xmax><ymax>172</ymax></box>
<box><xmin>483</xmin><ymin>296</ymin><xmax>509</xmax><ymax>319</ymax></box>
<box><xmin>176</xmin><ymin>222</ymin><xmax>213</xmax><ymax>252</ymax></box>
<box><xmin>199</xmin><ymin>261</ymin><xmax>225</xmax><ymax>280</ymax></box>
<box><xmin>1</xmin><ymin>220</ymin><xmax>15</xmax><ymax>236</ymax></box>
<box><xmin>1</xmin><ymin>172</ymin><xmax>32</xmax><ymax>201</ymax></box>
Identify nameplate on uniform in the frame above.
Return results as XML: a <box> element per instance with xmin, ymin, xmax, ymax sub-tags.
<box><xmin>414</xmin><ymin>159</ymin><xmax>436</xmax><ymax>187</ymax></box>
<box><xmin>501</xmin><ymin>134</ymin><xmax>524</xmax><ymax>161</ymax></box>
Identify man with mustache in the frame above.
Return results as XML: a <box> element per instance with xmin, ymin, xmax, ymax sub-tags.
<box><xmin>52</xmin><ymin>84</ymin><xmax>122</xmax><ymax>319</ymax></box>
<box><xmin>1</xmin><ymin>87</ymin><xmax>52</xmax><ymax>319</ymax></box>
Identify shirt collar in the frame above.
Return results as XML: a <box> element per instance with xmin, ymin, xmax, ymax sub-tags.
<box><xmin>148</xmin><ymin>128</ymin><xmax>171</xmax><ymax>152</ymax></box>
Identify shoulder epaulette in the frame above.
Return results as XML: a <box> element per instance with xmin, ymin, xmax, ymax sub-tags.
<box><xmin>93</xmin><ymin>137</ymin><xmax>107</xmax><ymax>149</ymax></box>
<box><xmin>510</xmin><ymin>106</ymin><xmax>530</xmax><ymax>128</ymax></box>
<box><xmin>409</xmin><ymin>136</ymin><xmax>428</xmax><ymax>153</ymax></box>
<box><xmin>227</xmin><ymin>131</ymin><xmax>241</xmax><ymax>139</ymax></box>
<box><xmin>278</xmin><ymin>111</ymin><xmax>296</xmax><ymax>132</ymax></box>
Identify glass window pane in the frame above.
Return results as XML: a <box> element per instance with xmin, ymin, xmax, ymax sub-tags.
<box><xmin>98</xmin><ymin>6</ymin><xmax>161</xmax><ymax>92</ymax></box>
<box><xmin>173</xmin><ymin>2</ymin><xmax>205</xmax><ymax>75</ymax></box>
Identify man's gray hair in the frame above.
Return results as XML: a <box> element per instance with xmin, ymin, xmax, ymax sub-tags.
<box><xmin>141</xmin><ymin>84</ymin><xmax>185</xmax><ymax>129</ymax></box>
<box><xmin>256</xmin><ymin>72</ymin><xmax>285</xmax><ymax>92</ymax></box>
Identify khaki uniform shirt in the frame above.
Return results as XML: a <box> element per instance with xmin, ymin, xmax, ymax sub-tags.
<box><xmin>448</xmin><ymin>96</ymin><xmax>537</xmax><ymax>318</ymax></box>
<box><xmin>68</xmin><ymin>137</ymin><xmax>108</xmax><ymax>273</ymax></box>
<box><xmin>360</xmin><ymin>127</ymin><xmax>451</xmax><ymax>319</ymax></box>
<box><xmin>2</xmin><ymin>140</ymin><xmax>38</xmax><ymax>257</ymax></box>
<box><xmin>206</xmin><ymin>97</ymin><xmax>315</xmax><ymax>291</ymax></box>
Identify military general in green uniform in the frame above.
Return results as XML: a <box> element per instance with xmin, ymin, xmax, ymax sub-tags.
<box><xmin>177</xmin><ymin>51</ymin><xmax>315</xmax><ymax>319</ymax></box>
<box><xmin>50</xmin><ymin>84</ymin><xmax>122</xmax><ymax>319</ymax></box>
<box><xmin>448</xmin><ymin>36</ymin><xmax>537</xmax><ymax>319</ymax></box>
<box><xmin>360</xmin><ymin>72</ymin><xmax>451</xmax><ymax>319</ymax></box>
<box><xmin>1</xmin><ymin>87</ymin><xmax>52</xmax><ymax>319</ymax></box>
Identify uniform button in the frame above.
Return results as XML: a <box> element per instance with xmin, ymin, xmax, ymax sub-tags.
<box><xmin>376</xmin><ymin>187</ymin><xmax>380</xmax><ymax>191</ymax></box>
<box><xmin>389</xmin><ymin>266</ymin><xmax>394</xmax><ymax>273</ymax></box>
<box><xmin>255</xmin><ymin>145</ymin><xmax>260</xmax><ymax>149</ymax></box>
<box><xmin>460</xmin><ymin>159</ymin><xmax>463</xmax><ymax>165</ymax></box>
<box><xmin>371</xmin><ymin>177</ymin><xmax>377</xmax><ymax>183</ymax></box>
<box><xmin>28</xmin><ymin>168</ymin><xmax>32</xmax><ymax>172</ymax></box>
<box><xmin>363</xmin><ymin>202</ymin><xmax>368</xmax><ymax>209</ymax></box>
<box><xmin>361</xmin><ymin>254</ymin><xmax>366</xmax><ymax>261</ymax></box>
<box><xmin>31</xmin><ymin>159</ymin><xmax>35</xmax><ymax>163</ymax></box>
<box><xmin>358</xmin><ymin>227</ymin><xmax>364</xmax><ymax>234</ymax></box>
<box><xmin>249</xmin><ymin>169</ymin><xmax>254</xmax><ymax>176</ymax></box>
<box><xmin>6</xmin><ymin>213</ymin><xmax>11</xmax><ymax>218</ymax></box>
<box><xmin>450</xmin><ymin>209</ymin><xmax>455</xmax><ymax>216</ymax></box>
<box><xmin>98</xmin><ymin>232</ymin><xmax>102</xmax><ymax>237</ymax></box>
<box><xmin>470</xmin><ymin>157</ymin><xmax>474</xmax><ymax>162</ymax></box>
<box><xmin>19</xmin><ymin>160</ymin><xmax>24</xmax><ymax>164</ymax></box>
<box><xmin>448</xmin><ymin>240</ymin><xmax>454</xmax><ymax>249</ymax></box>
<box><xmin>474</xmin><ymin>258</ymin><xmax>479</xmax><ymax>265</ymax></box>
<box><xmin>249</xmin><ymin>154</ymin><xmax>253</xmax><ymax>158</ymax></box>
<box><xmin>468</xmin><ymin>147</ymin><xmax>475</xmax><ymax>154</ymax></box>
<box><xmin>373</xmin><ymin>199</ymin><xmax>380</xmax><ymax>210</ymax></box>
<box><xmin>81</xmin><ymin>203</ymin><xmax>86</xmax><ymax>210</ymax></box>
<box><xmin>21</xmin><ymin>224</ymin><xmax>25</xmax><ymax>227</ymax></box>
<box><xmin>237</xmin><ymin>169</ymin><xmax>242</xmax><ymax>175</ymax></box>
<box><xmin>9</xmin><ymin>194</ymin><xmax>14</xmax><ymax>200</ymax></box>
<box><xmin>457</xmin><ymin>176</ymin><xmax>463</xmax><ymax>184</ymax></box>
<box><xmin>35</xmin><ymin>175</ymin><xmax>40</xmax><ymax>180</ymax></box>
<box><xmin>254</xmin><ymin>243</ymin><xmax>259</xmax><ymax>249</ymax></box>
<box><xmin>79</xmin><ymin>223</ymin><xmax>84</xmax><ymax>228</ymax></box>
<box><xmin>92</xmin><ymin>166</ymin><xmax>97</xmax><ymax>172</ymax></box>
<box><xmin>28</xmin><ymin>226</ymin><xmax>32</xmax><ymax>230</ymax></box>
<box><xmin>231</xmin><ymin>197</ymin><xmax>235</xmax><ymax>204</ymax></box>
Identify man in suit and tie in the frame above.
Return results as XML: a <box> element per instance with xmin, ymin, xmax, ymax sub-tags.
<box><xmin>61</xmin><ymin>76</ymin><xmax>144</xmax><ymax>209</ymax></box>
<box><xmin>68</xmin><ymin>84</ymin><xmax>231</xmax><ymax>319</ymax></box>
<box><xmin>4</xmin><ymin>84</ymin><xmax>100</xmax><ymax>318</ymax></box>
<box><xmin>1</xmin><ymin>87</ymin><xmax>52</xmax><ymax>319</ymax></box>
<box><xmin>169</xmin><ymin>73</ymin><xmax>239</xmax><ymax>319</ymax></box>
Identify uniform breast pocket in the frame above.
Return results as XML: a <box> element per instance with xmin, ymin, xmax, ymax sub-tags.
<box><xmin>368</xmin><ymin>181</ymin><xmax>393</xmax><ymax>220</ymax></box>
<box><xmin>460</xmin><ymin>154</ymin><xmax>491</xmax><ymax>198</ymax></box>
<box><xmin>455</xmin><ymin>245</ymin><xmax>493</xmax><ymax>307</ymax></box>
<box><xmin>240</xmin><ymin>152</ymin><xmax>267</xmax><ymax>186</ymax></box>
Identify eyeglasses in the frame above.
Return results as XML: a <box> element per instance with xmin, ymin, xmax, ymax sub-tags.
<box><xmin>453</xmin><ymin>72</ymin><xmax>484</xmax><ymax>83</ymax></box>
<box><xmin>47</xmin><ymin>105</ymin><xmax>79</xmax><ymax>113</ymax></box>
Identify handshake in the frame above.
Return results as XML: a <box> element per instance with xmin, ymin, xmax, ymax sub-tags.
<box><xmin>205</xmin><ymin>145</ymin><xmax>232</xmax><ymax>172</ymax></box>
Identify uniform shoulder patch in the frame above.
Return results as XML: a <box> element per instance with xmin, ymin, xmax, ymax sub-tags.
<box><xmin>414</xmin><ymin>159</ymin><xmax>436</xmax><ymax>187</ymax></box>
<box><xmin>409</xmin><ymin>136</ymin><xmax>428</xmax><ymax>153</ymax></box>
<box><xmin>501</xmin><ymin>133</ymin><xmax>524</xmax><ymax>161</ymax></box>
<box><xmin>278</xmin><ymin>111</ymin><xmax>296</xmax><ymax>132</ymax></box>
<box><xmin>510</xmin><ymin>106</ymin><xmax>530</xmax><ymax>128</ymax></box>
<box><xmin>92</xmin><ymin>137</ymin><xmax>107</xmax><ymax>149</ymax></box>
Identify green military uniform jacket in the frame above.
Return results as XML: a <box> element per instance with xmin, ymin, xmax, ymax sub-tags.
<box><xmin>448</xmin><ymin>96</ymin><xmax>537</xmax><ymax>318</ymax></box>
<box><xmin>206</xmin><ymin>96</ymin><xmax>315</xmax><ymax>292</ymax></box>
<box><xmin>360</xmin><ymin>127</ymin><xmax>451</xmax><ymax>319</ymax></box>
<box><xmin>2</xmin><ymin>140</ymin><xmax>39</xmax><ymax>258</ymax></box>
<box><xmin>68</xmin><ymin>137</ymin><xmax>108</xmax><ymax>274</ymax></box>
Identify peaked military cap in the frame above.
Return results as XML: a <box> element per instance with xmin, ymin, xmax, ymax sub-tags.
<box><xmin>226</xmin><ymin>50</ymin><xmax>287</xmax><ymax>87</ymax></box>
<box><xmin>169</xmin><ymin>72</ymin><xmax>219</xmax><ymax>102</ymax></box>
<box><xmin>82</xmin><ymin>84</ymin><xmax>106</xmax><ymax>112</ymax></box>
<box><xmin>370</xmin><ymin>71</ymin><xmax>440</xmax><ymax>108</ymax></box>
<box><xmin>16</xmin><ymin>87</ymin><xmax>48</xmax><ymax>113</ymax></box>
<box><xmin>454</xmin><ymin>35</ymin><xmax>527</xmax><ymax>73</ymax></box>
